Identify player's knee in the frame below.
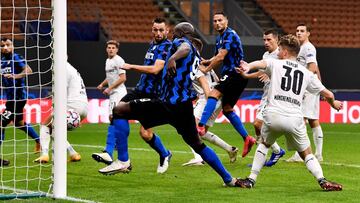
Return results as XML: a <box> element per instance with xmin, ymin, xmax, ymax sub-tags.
<box><xmin>222</xmin><ymin>105</ymin><xmax>234</xmax><ymax>114</ymax></box>
<box><xmin>253</xmin><ymin>120</ymin><xmax>262</xmax><ymax>131</ymax></box>
<box><xmin>191</xmin><ymin>143</ymin><xmax>206</xmax><ymax>154</ymax></box>
<box><xmin>208</xmin><ymin>89</ymin><xmax>221</xmax><ymax>99</ymax></box>
<box><xmin>139</xmin><ymin>128</ymin><xmax>152</xmax><ymax>141</ymax></box>
<box><xmin>112</xmin><ymin>102</ymin><xmax>130</xmax><ymax>118</ymax></box>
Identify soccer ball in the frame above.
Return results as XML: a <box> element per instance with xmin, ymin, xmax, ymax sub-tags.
<box><xmin>67</xmin><ymin>109</ymin><xmax>81</xmax><ymax>130</ymax></box>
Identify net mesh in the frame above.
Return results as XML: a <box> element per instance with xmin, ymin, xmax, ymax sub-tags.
<box><xmin>1</xmin><ymin>0</ymin><xmax>53</xmax><ymax>199</ymax></box>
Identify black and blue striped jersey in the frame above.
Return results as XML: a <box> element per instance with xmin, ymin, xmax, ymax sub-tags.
<box><xmin>135</xmin><ymin>39</ymin><xmax>172</xmax><ymax>96</ymax></box>
<box><xmin>160</xmin><ymin>37</ymin><xmax>198</xmax><ymax>104</ymax></box>
<box><xmin>215</xmin><ymin>27</ymin><xmax>244</xmax><ymax>76</ymax></box>
<box><xmin>1</xmin><ymin>53</ymin><xmax>27</xmax><ymax>100</ymax></box>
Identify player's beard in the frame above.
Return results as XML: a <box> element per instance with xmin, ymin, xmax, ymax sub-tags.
<box><xmin>155</xmin><ymin>36</ymin><xmax>165</xmax><ymax>43</ymax></box>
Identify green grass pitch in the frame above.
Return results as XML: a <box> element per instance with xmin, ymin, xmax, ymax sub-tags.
<box><xmin>1</xmin><ymin>123</ymin><xmax>359</xmax><ymax>202</ymax></box>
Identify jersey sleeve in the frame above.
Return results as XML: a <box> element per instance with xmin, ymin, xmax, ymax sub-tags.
<box><xmin>263</xmin><ymin>58</ymin><xmax>274</xmax><ymax>76</ymax></box>
<box><xmin>306</xmin><ymin>73</ymin><xmax>325</xmax><ymax>94</ymax></box>
<box><xmin>305</xmin><ymin>45</ymin><xmax>317</xmax><ymax>65</ymax></box>
<box><xmin>116</xmin><ymin>56</ymin><xmax>126</xmax><ymax>75</ymax></box>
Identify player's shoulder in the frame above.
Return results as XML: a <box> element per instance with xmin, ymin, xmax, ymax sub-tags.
<box><xmin>157</xmin><ymin>39</ymin><xmax>172</xmax><ymax>50</ymax></box>
<box><xmin>113</xmin><ymin>55</ymin><xmax>125</xmax><ymax>62</ymax></box>
<box><xmin>224</xmin><ymin>27</ymin><xmax>240</xmax><ymax>40</ymax></box>
<box><xmin>173</xmin><ymin>37</ymin><xmax>191</xmax><ymax>47</ymax></box>
<box><xmin>13</xmin><ymin>53</ymin><xmax>25</xmax><ymax>61</ymax></box>
<box><xmin>303</xmin><ymin>42</ymin><xmax>316</xmax><ymax>52</ymax></box>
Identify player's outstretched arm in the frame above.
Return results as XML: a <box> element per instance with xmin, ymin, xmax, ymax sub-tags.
<box><xmin>7</xmin><ymin>65</ymin><xmax>32</xmax><ymax>79</ymax></box>
<box><xmin>122</xmin><ymin>59</ymin><xmax>165</xmax><ymax>74</ymax></box>
<box><xmin>320</xmin><ymin>89</ymin><xmax>343</xmax><ymax>111</ymax></box>
<box><xmin>237</xmin><ymin>60</ymin><xmax>267</xmax><ymax>73</ymax></box>
<box><xmin>198</xmin><ymin>75</ymin><xmax>210</xmax><ymax>99</ymax></box>
<box><xmin>201</xmin><ymin>49</ymin><xmax>228</xmax><ymax>73</ymax></box>
<box><xmin>200</xmin><ymin>56</ymin><xmax>215</xmax><ymax>66</ymax></box>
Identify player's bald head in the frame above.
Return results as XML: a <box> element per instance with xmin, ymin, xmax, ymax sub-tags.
<box><xmin>173</xmin><ymin>22</ymin><xmax>194</xmax><ymax>39</ymax></box>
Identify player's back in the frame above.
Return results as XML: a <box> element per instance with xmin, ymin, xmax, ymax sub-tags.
<box><xmin>161</xmin><ymin>37</ymin><xmax>198</xmax><ymax>104</ymax></box>
<box><xmin>265</xmin><ymin>58</ymin><xmax>324</xmax><ymax>117</ymax></box>
<box><xmin>66</xmin><ymin>62</ymin><xmax>88</xmax><ymax>104</ymax></box>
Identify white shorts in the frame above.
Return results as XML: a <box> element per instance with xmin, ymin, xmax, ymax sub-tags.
<box><xmin>261</xmin><ymin>111</ymin><xmax>310</xmax><ymax>152</ymax></box>
<box><xmin>194</xmin><ymin>96</ymin><xmax>222</xmax><ymax>127</ymax></box>
<box><xmin>302</xmin><ymin>91</ymin><xmax>320</xmax><ymax>120</ymax></box>
<box><xmin>67</xmin><ymin>101</ymin><xmax>88</xmax><ymax>119</ymax></box>
<box><xmin>109</xmin><ymin>91</ymin><xmax>127</xmax><ymax>115</ymax></box>
<box><xmin>255</xmin><ymin>97</ymin><xmax>267</xmax><ymax>121</ymax></box>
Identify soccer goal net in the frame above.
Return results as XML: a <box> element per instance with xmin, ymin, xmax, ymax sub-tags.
<box><xmin>0</xmin><ymin>0</ymin><xmax>67</xmax><ymax>200</ymax></box>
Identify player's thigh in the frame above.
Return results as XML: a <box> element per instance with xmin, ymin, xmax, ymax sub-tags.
<box><xmin>260</xmin><ymin>118</ymin><xmax>282</xmax><ymax>146</ymax></box>
<box><xmin>193</xmin><ymin>97</ymin><xmax>206</xmax><ymax>120</ymax></box>
<box><xmin>302</xmin><ymin>92</ymin><xmax>320</xmax><ymax>120</ymax></box>
<box><xmin>109</xmin><ymin>92</ymin><xmax>126</xmax><ymax>115</ymax></box>
<box><xmin>67</xmin><ymin>102</ymin><xmax>88</xmax><ymax>119</ymax></box>
<box><xmin>256</xmin><ymin>98</ymin><xmax>267</xmax><ymax>121</ymax></box>
<box><xmin>219</xmin><ymin>75</ymin><xmax>248</xmax><ymax>108</ymax></box>
<box><xmin>283</xmin><ymin>117</ymin><xmax>310</xmax><ymax>152</ymax></box>
<box><xmin>13</xmin><ymin>100</ymin><xmax>26</xmax><ymax>123</ymax></box>
<box><xmin>128</xmin><ymin>99</ymin><xmax>170</xmax><ymax>129</ymax></box>
<box><xmin>171</xmin><ymin>102</ymin><xmax>201</xmax><ymax>145</ymax></box>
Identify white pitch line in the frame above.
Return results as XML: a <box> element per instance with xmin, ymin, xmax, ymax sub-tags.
<box><xmin>72</xmin><ymin>129</ymin><xmax>360</xmax><ymax>135</ymax></box>
<box><xmin>73</xmin><ymin>144</ymin><xmax>360</xmax><ymax>169</ymax></box>
<box><xmin>0</xmin><ymin>186</ymin><xmax>98</xmax><ymax>203</ymax></box>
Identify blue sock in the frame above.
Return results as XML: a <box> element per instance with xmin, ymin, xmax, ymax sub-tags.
<box><xmin>147</xmin><ymin>134</ymin><xmax>170</xmax><ymax>158</ymax></box>
<box><xmin>199</xmin><ymin>97</ymin><xmax>218</xmax><ymax>126</ymax></box>
<box><xmin>113</xmin><ymin>118</ymin><xmax>130</xmax><ymax>162</ymax></box>
<box><xmin>19</xmin><ymin>123</ymin><xmax>40</xmax><ymax>143</ymax></box>
<box><xmin>104</xmin><ymin>124</ymin><xmax>116</xmax><ymax>157</ymax></box>
<box><xmin>224</xmin><ymin>111</ymin><xmax>248</xmax><ymax>139</ymax></box>
<box><xmin>199</xmin><ymin>146</ymin><xmax>233</xmax><ymax>183</ymax></box>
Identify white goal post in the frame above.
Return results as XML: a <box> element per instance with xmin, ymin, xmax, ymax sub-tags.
<box><xmin>0</xmin><ymin>0</ymin><xmax>67</xmax><ymax>200</ymax></box>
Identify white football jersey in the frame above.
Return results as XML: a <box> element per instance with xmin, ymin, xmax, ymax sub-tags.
<box><xmin>261</xmin><ymin>47</ymin><xmax>279</xmax><ymax>93</ymax></box>
<box><xmin>192</xmin><ymin>69</ymin><xmax>218</xmax><ymax>96</ymax></box>
<box><xmin>66</xmin><ymin>62</ymin><xmax>88</xmax><ymax>104</ymax></box>
<box><xmin>263</xmin><ymin>58</ymin><xmax>325</xmax><ymax>117</ymax></box>
<box><xmin>105</xmin><ymin>55</ymin><xmax>126</xmax><ymax>95</ymax></box>
<box><xmin>297</xmin><ymin>41</ymin><xmax>317</xmax><ymax>67</ymax></box>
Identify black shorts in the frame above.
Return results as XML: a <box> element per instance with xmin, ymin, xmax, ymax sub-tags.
<box><xmin>1</xmin><ymin>100</ymin><xmax>26</xmax><ymax>124</ymax></box>
<box><xmin>215</xmin><ymin>74</ymin><xmax>248</xmax><ymax>108</ymax></box>
<box><xmin>121</xmin><ymin>90</ymin><xmax>157</xmax><ymax>103</ymax></box>
<box><xmin>126</xmin><ymin>99</ymin><xmax>198</xmax><ymax>137</ymax></box>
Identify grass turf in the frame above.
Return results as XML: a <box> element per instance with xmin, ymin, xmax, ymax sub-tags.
<box><xmin>1</xmin><ymin>123</ymin><xmax>359</xmax><ymax>202</ymax></box>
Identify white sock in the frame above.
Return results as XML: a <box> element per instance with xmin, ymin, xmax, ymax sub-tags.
<box><xmin>312</xmin><ymin>126</ymin><xmax>323</xmax><ymax>157</ymax></box>
<box><xmin>304</xmin><ymin>154</ymin><xmax>324</xmax><ymax>180</ymax></box>
<box><xmin>249</xmin><ymin>144</ymin><xmax>269</xmax><ymax>181</ymax></box>
<box><xmin>66</xmin><ymin>141</ymin><xmax>77</xmax><ymax>156</ymax></box>
<box><xmin>202</xmin><ymin>131</ymin><xmax>233</xmax><ymax>152</ymax></box>
<box><xmin>190</xmin><ymin>147</ymin><xmax>203</xmax><ymax>160</ymax></box>
<box><xmin>270</xmin><ymin>142</ymin><xmax>281</xmax><ymax>154</ymax></box>
<box><xmin>40</xmin><ymin>125</ymin><xmax>51</xmax><ymax>156</ymax></box>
